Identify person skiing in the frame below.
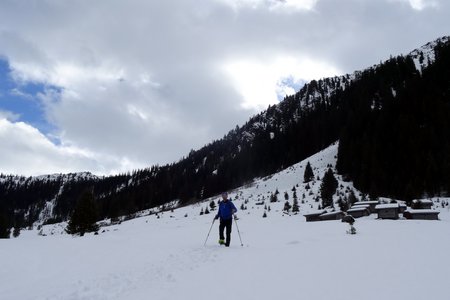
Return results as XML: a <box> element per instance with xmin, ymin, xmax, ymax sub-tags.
<box><xmin>214</xmin><ymin>192</ymin><xmax>237</xmax><ymax>247</ymax></box>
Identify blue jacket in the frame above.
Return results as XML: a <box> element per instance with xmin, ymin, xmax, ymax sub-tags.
<box><xmin>215</xmin><ymin>199</ymin><xmax>237</xmax><ymax>220</ymax></box>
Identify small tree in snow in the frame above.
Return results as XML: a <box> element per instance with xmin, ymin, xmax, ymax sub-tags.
<box><xmin>270</xmin><ymin>193</ymin><xmax>278</xmax><ymax>203</ymax></box>
<box><xmin>320</xmin><ymin>168</ymin><xmax>338</xmax><ymax>208</ymax></box>
<box><xmin>348</xmin><ymin>190</ymin><xmax>358</xmax><ymax>206</ymax></box>
<box><xmin>66</xmin><ymin>190</ymin><xmax>99</xmax><ymax>236</ymax></box>
<box><xmin>12</xmin><ymin>226</ymin><xmax>21</xmax><ymax>238</ymax></box>
<box><xmin>292</xmin><ymin>198</ymin><xmax>299</xmax><ymax>213</ymax></box>
<box><xmin>337</xmin><ymin>196</ymin><xmax>349</xmax><ymax>212</ymax></box>
<box><xmin>0</xmin><ymin>214</ymin><xmax>10</xmax><ymax>239</ymax></box>
<box><xmin>304</xmin><ymin>161</ymin><xmax>314</xmax><ymax>183</ymax></box>
<box><xmin>283</xmin><ymin>201</ymin><xmax>292</xmax><ymax>212</ymax></box>
<box><xmin>210</xmin><ymin>200</ymin><xmax>216</xmax><ymax>211</ymax></box>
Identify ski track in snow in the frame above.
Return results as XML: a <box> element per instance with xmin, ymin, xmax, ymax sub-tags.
<box><xmin>1</xmin><ymin>142</ymin><xmax>450</xmax><ymax>300</ymax></box>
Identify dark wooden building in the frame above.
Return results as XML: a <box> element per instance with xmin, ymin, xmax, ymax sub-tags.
<box><xmin>351</xmin><ymin>201</ymin><xmax>379</xmax><ymax>213</ymax></box>
<box><xmin>403</xmin><ymin>209</ymin><xmax>439</xmax><ymax>220</ymax></box>
<box><xmin>347</xmin><ymin>206</ymin><xmax>370</xmax><ymax>218</ymax></box>
<box><xmin>303</xmin><ymin>211</ymin><xmax>326</xmax><ymax>222</ymax></box>
<box><xmin>319</xmin><ymin>211</ymin><xmax>345</xmax><ymax>221</ymax></box>
<box><xmin>375</xmin><ymin>203</ymin><xmax>400</xmax><ymax>219</ymax></box>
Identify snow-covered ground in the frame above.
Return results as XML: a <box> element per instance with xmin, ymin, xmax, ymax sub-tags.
<box><xmin>1</xmin><ymin>142</ymin><xmax>450</xmax><ymax>300</ymax></box>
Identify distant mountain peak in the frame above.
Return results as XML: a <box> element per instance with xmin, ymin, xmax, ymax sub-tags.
<box><xmin>409</xmin><ymin>35</ymin><xmax>450</xmax><ymax>73</ymax></box>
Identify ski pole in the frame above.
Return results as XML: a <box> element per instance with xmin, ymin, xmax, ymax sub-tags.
<box><xmin>204</xmin><ymin>218</ymin><xmax>215</xmax><ymax>246</ymax></box>
<box><xmin>233</xmin><ymin>216</ymin><xmax>243</xmax><ymax>246</ymax></box>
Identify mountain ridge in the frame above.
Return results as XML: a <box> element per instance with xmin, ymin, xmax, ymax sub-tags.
<box><xmin>1</xmin><ymin>36</ymin><xmax>449</xmax><ymax>232</ymax></box>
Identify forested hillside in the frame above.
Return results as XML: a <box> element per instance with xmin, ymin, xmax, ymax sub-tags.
<box><xmin>1</xmin><ymin>37</ymin><xmax>449</xmax><ymax>232</ymax></box>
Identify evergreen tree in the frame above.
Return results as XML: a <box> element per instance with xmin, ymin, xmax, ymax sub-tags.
<box><xmin>66</xmin><ymin>190</ymin><xmax>99</xmax><ymax>236</ymax></box>
<box><xmin>270</xmin><ymin>193</ymin><xmax>278</xmax><ymax>203</ymax></box>
<box><xmin>283</xmin><ymin>201</ymin><xmax>292</xmax><ymax>212</ymax></box>
<box><xmin>304</xmin><ymin>161</ymin><xmax>314</xmax><ymax>183</ymax></box>
<box><xmin>12</xmin><ymin>226</ymin><xmax>21</xmax><ymax>238</ymax></box>
<box><xmin>0</xmin><ymin>213</ymin><xmax>10</xmax><ymax>239</ymax></box>
<box><xmin>348</xmin><ymin>190</ymin><xmax>358</xmax><ymax>206</ymax></box>
<box><xmin>337</xmin><ymin>196</ymin><xmax>349</xmax><ymax>212</ymax></box>
<box><xmin>292</xmin><ymin>197</ymin><xmax>300</xmax><ymax>213</ymax></box>
<box><xmin>262</xmin><ymin>212</ymin><xmax>267</xmax><ymax>218</ymax></box>
<box><xmin>209</xmin><ymin>200</ymin><xmax>216</xmax><ymax>211</ymax></box>
<box><xmin>320</xmin><ymin>168</ymin><xmax>338</xmax><ymax>208</ymax></box>
<box><xmin>284</xmin><ymin>191</ymin><xmax>289</xmax><ymax>201</ymax></box>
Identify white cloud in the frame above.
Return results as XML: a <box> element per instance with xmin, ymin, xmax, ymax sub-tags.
<box><xmin>0</xmin><ymin>118</ymin><xmax>134</xmax><ymax>176</ymax></box>
<box><xmin>0</xmin><ymin>0</ymin><xmax>448</xmax><ymax>175</ymax></box>
<box><xmin>9</xmin><ymin>88</ymin><xmax>34</xmax><ymax>100</ymax></box>
<box><xmin>389</xmin><ymin>0</ymin><xmax>438</xmax><ymax>10</ymax></box>
<box><xmin>0</xmin><ymin>110</ymin><xmax>20</xmax><ymax>122</ymax></box>
<box><xmin>223</xmin><ymin>56</ymin><xmax>341</xmax><ymax>109</ymax></box>
<box><xmin>217</xmin><ymin>0</ymin><xmax>318</xmax><ymax>11</ymax></box>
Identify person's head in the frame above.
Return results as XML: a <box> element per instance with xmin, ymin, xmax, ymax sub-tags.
<box><xmin>221</xmin><ymin>192</ymin><xmax>228</xmax><ymax>201</ymax></box>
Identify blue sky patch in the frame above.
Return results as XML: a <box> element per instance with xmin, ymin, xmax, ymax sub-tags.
<box><xmin>0</xmin><ymin>58</ymin><xmax>58</xmax><ymax>136</ymax></box>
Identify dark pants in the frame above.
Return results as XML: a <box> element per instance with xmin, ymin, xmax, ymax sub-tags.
<box><xmin>219</xmin><ymin>218</ymin><xmax>232</xmax><ymax>246</ymax></box>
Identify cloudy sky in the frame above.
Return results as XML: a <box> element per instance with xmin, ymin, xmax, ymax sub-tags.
<box><xmin>0</xmin><ymin>0</ymin><xmax>448</xmax><ymax>176</ymax></box>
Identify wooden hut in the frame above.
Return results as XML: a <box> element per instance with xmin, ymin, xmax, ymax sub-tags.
<box><xmin>303</xmin><ymin>211</ymin><xmax>326</xmax><ymax>222</ymax></box>
<box><xmin>346</xmin><ymin>206</ymin><xmax>370</xmax><ymax>218</ymax></box>
<box><xmin>403</xmin><ymin>209</ymin><xmax>439</xmax><ymax>220</ymax></box>
<box><xmin>351</xmin><ymin>201</ymin><xmax>379</xmax><ymax>213</ymax></box>
<box><xmin>319</xmin><ymin>211</ymin><xmax>345</xmax><ymax>221</ymax></box>
<box><xmin>375</xmin><ymin>203</ymin><xmax>400</xmax><ymax>219</ymax></box>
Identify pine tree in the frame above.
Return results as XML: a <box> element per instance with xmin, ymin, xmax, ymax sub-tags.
<box><xmin>66</xmin><ymin>190</ymin><xmax>99</xmax><ymax>236</ymax></box>
<box><xmin>209</xmin><ymin>200</ymin><xmax>216</xmax><ymax>211</ymax></box>
<box><xmin>292</xmin><ymin>197</ymin><xmax>299</xmax><ymax>213</ymax></box>
<box><xmin>262</xmin><ymin>212</ymin><xmax>267</xmax><ymax>218</ymax></box>
<box><xmin>270</xmin><ymin>193</ymin><xmax>278</xmax><ymax>203</ymax></box>
<box><xmin>284</xmin><ymin>191</ymin><xmax>289</xmax><ymax>201</ymax></box>
<box><xmin>304</xmin><ymin>161</ymin><xmax>314</xmax><ymax>183</ymax></box>
<box><xmin>12</xmin><ymin>226</ymin><xmax>21</xmax><ymax>238</ymax></box>
<box><xmin>283</xmin><ymin>201</ymin><xmax>292</xmax><ymax>212</ymax></box>
<box><xmin>337</xmin><ymin>196</ymin><xmax>348</xmax><ymax>212</ymax></box>
<box><xmin>320</xmin><ymin>168</ymin><xmax>338</xmax><ymax>208</ymax></box>
<box><xmin>348</xmin><ymin>191</ymin><xmax>358</xmax><ymax>206</ymax></box>
<box><xmin>0</xmin><ymin>213</ymin><xmax>10</xmax><ymax>239</ymax></box>
<box><xmin>204</xmin><ymin>207</ymin><xmax>210</xmax><ymax>214</ymax></box>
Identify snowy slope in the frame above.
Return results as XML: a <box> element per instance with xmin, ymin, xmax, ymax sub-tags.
<box><xmin>409</xmin><ymin>36</ymin><xmax>450</xmax><ymax>73</ymax></box>
<box><xmin>1</xmin><ymin>142</ymin><xmax>450</xmax><ymax>300</ymax></box>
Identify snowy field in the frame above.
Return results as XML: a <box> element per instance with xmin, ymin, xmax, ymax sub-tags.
<box><xmin>2</xmin><ymin>143</ymin><xmax>450</xmax><ymax>300</ymax></box>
